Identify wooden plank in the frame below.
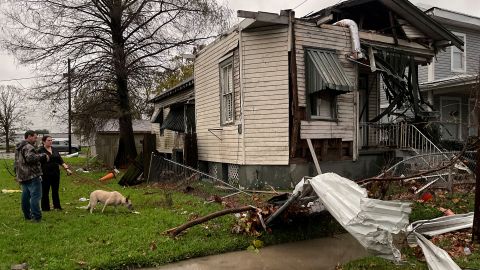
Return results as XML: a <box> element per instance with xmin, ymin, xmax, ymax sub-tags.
<box><xmin>307</xmin><ymin>139</ymin><xmax>322</xmax><ymax>174</ymax></box>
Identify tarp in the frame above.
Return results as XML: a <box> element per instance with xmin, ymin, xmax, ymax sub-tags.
<box><xmin>293</xmin><ymin>173</ymin><xmax>411</xmax><ymax>261</ymax></box>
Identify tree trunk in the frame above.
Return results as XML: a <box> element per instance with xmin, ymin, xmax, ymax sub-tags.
<box><xmin>5</xmin><ymin>126</ymin><xmax>9</xmax><ymax>153</ymax></box>
<box><xmin>111</xmin><ymin>1</ymin><xmax>137</xmax><ymax>168</ymax></box>
<box><xmin>115</xmin><ymin>113</ymin><xmax>137</xmax><ymax>167</ymax></box>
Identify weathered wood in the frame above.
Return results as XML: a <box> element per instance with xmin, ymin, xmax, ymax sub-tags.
<box><xmin>306</xmin><ymin>139</ymin><xmax>321</xmax><ymax>174</ymax></box>
<box><xmin>165</xmin><ymin>205</ymin><xmax>256</xmax><ymax>237</ymax></box>
<box><xmin>118</xmin><ymin>152</ymin><xmax>144</xmax><ymax>186</ymax></box>
<box><xmin>289</xmin><ymin>11</ymin><xmax>301</xmax><ymax>159</ymax></box>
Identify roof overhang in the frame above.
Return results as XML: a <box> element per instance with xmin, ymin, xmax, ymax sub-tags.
<box><xmin>425</xmin><ymin>7</ymin><xmax>480</xmax><ymax>31</ymax></box>
<box><xmin>303</xmin><ymin>0</ymin><xmax>464</xmax><ymax>51</ymax></box>
<box><xmin>420</xmin><ymin>74</ymin><xmax>478</xmax><ymax>91</ymax></box>
<box><xmin>377</xmin><ymin>0</ymin><xmax>463</xmax><ymax>50</ymax></box>
<box><xmin>149</xmin><ymin>77</ymin><xmax>194</xmax><ymax>103</ymax></box>
<box><xmin>237</xmin><ymin>10</ymin><xmax>289</xmax><ymax>30</ymax></box>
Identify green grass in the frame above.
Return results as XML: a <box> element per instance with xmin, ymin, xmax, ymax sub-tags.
<box><xmin>0</xmin><ymin>157</ymin><xmax>332</xmax><ymax>269</ymax></box>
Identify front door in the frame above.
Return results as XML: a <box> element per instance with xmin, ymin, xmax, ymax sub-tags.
<box><xmin>440</xmin><ymin>97</ymin><xmax>461</xmax><ymax>140</ymax></box>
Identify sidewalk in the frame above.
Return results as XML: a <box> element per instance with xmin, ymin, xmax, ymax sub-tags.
<box><xmin>143</xmin><ymin>234</ymin><xmax>367</xmax><ymax>270</ymax></box>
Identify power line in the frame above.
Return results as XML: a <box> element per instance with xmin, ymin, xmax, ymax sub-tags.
<box><xmin>0</xmin><ymin>74</ymin><xmax>59</xmax><ymax>83</ymax></box>
<box><xmin>293</xmin><ymin>0</ymin><xmax>309</xmax><ymax>10</ymax></box>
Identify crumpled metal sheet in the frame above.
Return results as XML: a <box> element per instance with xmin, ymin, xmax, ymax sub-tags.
<box><xmin>407</xmin><ymin>213</ymin><xmax>473</xmax><ymax>246</ymax></box>
<box><xmin>294</xmin><ymin>173</ymin><xmax>411</xmax><ymax>261</ymax></box>
<box><xmin>414</xmin><ymin>232</ymin><xmax>462</xmax><ymax>270</ymax></box>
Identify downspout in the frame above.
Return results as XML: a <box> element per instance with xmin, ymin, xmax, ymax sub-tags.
<box><xmin>333</xmin><ymin>19</ymin><xmax>364</xmax><ymax>59</ymax></box>
<box><xmin>333</xmin><ymin>19</ymin><xmax>361</xmax><ymax>160</ymax></box>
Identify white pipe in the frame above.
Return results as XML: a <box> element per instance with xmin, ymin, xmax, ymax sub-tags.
<box><xmin>333</xmin><ymin>19</ymin><xmax>364</xmax><ymax>59</ymax></box>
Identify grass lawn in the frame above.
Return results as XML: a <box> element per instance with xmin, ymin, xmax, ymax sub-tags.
<box><xmin>0</xmin><ymin>157</ymin><xmax>336</xmax><ymax>269</ymax></box>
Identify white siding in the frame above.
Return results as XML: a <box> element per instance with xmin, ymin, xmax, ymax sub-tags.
<box><xmin>242</xmin><ymin>26</ymin><xmax>290</xmax><ymax>165</ymax></box>
<box><xmin>295</xmin><ymin>21</ymin><xmax>357</xmax><ymax>141</ymax></box>
<box><xmin>195</xmin><ymin>32</ymin><xmax>245</xmax><ymax>164</ymax></box>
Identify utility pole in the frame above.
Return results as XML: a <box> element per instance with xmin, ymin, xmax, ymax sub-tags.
<box><xmin>67</xmin><ymin>59</ymin><xmax>72</xmax><ymax>154</ymax></box>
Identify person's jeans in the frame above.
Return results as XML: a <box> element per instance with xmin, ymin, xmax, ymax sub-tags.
<box><xmin>21</xmin><ymin>177</ymin><xmax>42</xmax><ymax>221</ymax></box>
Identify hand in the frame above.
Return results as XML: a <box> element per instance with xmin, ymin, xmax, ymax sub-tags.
<box><xmin>66</xmin><ymin>169</ymin><xmax>73</xmax><ymax>176</ymax></box>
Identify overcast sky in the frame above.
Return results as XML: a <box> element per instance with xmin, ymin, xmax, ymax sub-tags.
<box><xmin>0</xmin><ymin>0</ymin><xmax>479</xmax><ymax>133</ymax></box>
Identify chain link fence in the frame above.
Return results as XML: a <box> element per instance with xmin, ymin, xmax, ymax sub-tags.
<box><xmin>146</xmin><ymin>151</ymin><xmax>250</xmax><ymax>202</ymax></box>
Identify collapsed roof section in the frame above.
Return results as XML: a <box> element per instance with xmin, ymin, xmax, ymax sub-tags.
<box><xmin>303</xmin><ymin>0</ymin><xmax>463</xmax><ymax>54</ymax></box>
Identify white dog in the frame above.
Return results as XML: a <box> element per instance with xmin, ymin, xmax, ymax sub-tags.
<box><xmin>86</xmin><ymin>190</ymin><xmax>133</xmax><ymax>213</ymax></box>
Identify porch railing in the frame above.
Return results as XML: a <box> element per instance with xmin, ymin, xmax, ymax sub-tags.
<box><xmin>360</xmin><ymin>122</ymin><xmax>451</xmax><ymax>168</ymax></box>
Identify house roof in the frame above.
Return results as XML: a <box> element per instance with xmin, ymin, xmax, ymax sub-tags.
<box><xmin>302</xmin><ymin>0</ymin><xmax>464</xmax><ymax>51</ymax></box>
<box><xmin>419</xmin><ymin>74</ymin><xmax>478</xmax><ymax>91</ymax></box>
<box><xmin>424</xmin><ymin>7</ymin><xmax>480</xmax><ymax>31</ymax></box>
<box><xmin>97</xmin><ymin>119</ymin><xmax>152</xmax><ymax>133</ymax></box>
<box><xmin>149</xmin><ymin>77</ymin><xmax>194</xmax><ymax>104</ymax></box>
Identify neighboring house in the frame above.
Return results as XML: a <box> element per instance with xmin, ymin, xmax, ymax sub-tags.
<box><xmin>92</xmin><ymin>119</ymin><xmax>152</xmax><ymax>166</ymax></box>
<box><xmin>149</xmin><ymin>77</ymin><xmax>196</xmax><ymax>166</ymax></box>
<box><xmin>418</xmin><ymin>7</ymin><xmax>480</xmax><ymax>142</ymax></box>
<box><xmin>194</xmin><ymin>0</ymin><xmax>461</xmax><ymax>187</ymax></box>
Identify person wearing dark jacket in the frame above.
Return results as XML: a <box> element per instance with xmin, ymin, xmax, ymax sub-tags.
<box><xmin>14</xmin><ymin>130</ymin><xmax>49</xmax><ymax>222</ymax></box>
<box><xmin>39</xmin><ymin>135</ymin><xmax>72</xmax><ymax>211</ymax></box>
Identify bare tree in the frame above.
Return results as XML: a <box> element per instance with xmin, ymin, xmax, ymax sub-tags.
<box><xmin>1</xmin><ymin>0</ymin><xmax>231</xmax><ymax>166</ymax></box>
<box><xmin>0</xmin><ymin>85</ymin><xmax>29</xmax><ymax>152</ymax></box>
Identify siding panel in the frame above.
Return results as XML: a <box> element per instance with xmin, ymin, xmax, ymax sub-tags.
<box><xmin>295</xmin><ymin>21</ymin><xmax>356</xmax><ymax>142</ymax></box>
<box><xmin>195</xmin><ymin>32</ymin><xmax>244</xmax><ymax>164</ymax></box>
<box><xmin>242</xmin><ymin>26</ymin><xmax>290</xmax><ymax>165</ymax></box>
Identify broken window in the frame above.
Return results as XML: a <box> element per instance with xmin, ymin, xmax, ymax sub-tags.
<box><xmin>220</xmin><ymin>57</ymin><xmax>234</xmax><ymax>125</ymax></box>
<box><xmin>451</xmin><ymin>33</ymin><xmax>466</xmax><ymax>73</ymax></box>
<box><xmin>305</xmin><ymin>48</ymin><xmax>353</xmax><ymax>120</ymax></box>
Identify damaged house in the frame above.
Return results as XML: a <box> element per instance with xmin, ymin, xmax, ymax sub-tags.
<box><xmin>150</xmin><ymin>77</ymin><xmax>197</xmax><ymax>167</ymax></box>
<box><xmin>192</xmin><ymin>0</ymin><xmax>463</xmax><ymax>188</ymax></box>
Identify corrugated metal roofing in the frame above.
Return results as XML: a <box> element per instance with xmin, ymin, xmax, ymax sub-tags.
<box><xmin>306</xmin><ymin>49</ymin><xmax>354</xmax><ymax>94</ymax></box>
<box><xmin>160</xmin><ymin>106</ymin><xmax>184</xmax><ymax>132</ymax></box>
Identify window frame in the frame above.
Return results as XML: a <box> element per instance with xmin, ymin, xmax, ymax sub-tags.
<box><xmin>304</xmin><ymin>46</ymin><xmax>339</xmax><ymax>122</ymax></box>
<box><xmin>219</xmin><ymin>57</ymin><xmax>234</xmax><ymax>126</ymax></box>
<box><xmin>450</xmin><ymin>32</ymin><xmax>466</xmax><ymax>73</ymax></box>
<box><xmin>309</xmin><ymin>91</ymin><xmax>338</xmax><ymax>121</ymax></box>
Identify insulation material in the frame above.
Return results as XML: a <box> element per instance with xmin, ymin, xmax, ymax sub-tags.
<box><xmin>332</xmin><ymin>19</ymin><xmax>364</xmax><ymax>59</ymax></box>
<box><xmin>414</xmin><ymin>232</ymin><xmax>462</xmax><ymax>270</ymax></box>
<box><xmin>294</xmin><ymin>173</ymin><xmax>411</xmax><ymax>261</ymax></box>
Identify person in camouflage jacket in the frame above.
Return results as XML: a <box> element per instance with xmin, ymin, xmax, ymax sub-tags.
<box><xmin>14</xmin><ymin>130</ymin><xmax>49</xmax><ymax>222</ymax></box>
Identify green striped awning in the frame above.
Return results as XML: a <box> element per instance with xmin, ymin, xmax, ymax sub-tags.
<box><xmin>160</xmin><ymin>106</ymin><xmax>185</xmax><ymax>132</ymax></box>
<box><xmin>306</xmin><ymin>49</ymin><xmax>353</xmax><ymax>94</ymax></box>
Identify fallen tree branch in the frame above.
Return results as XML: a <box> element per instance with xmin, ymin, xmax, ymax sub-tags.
<box><xmin>165</xmin><ymin>205</ymin><xmax>256</xmax><ymax>237</ymax></box>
